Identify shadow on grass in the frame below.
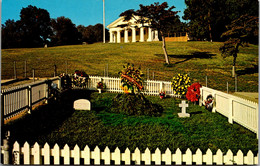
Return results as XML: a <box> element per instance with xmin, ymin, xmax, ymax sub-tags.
<box><xmin>3</xmin><ymin>89</ymin><xmax>94</xmax><ymax>145</ymax></box>
<box><xmin>155</xmin><ymin>51</ymin><xmax>216</xmax><ymax>65</ymax></box>
<box><xmin>236</xmin><ymin>64</ymin><xmax>258</xmax><ymax>76</ymax></box>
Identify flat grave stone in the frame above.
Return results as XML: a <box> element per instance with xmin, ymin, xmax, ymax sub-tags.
<box><xmin>73</xmin><ymin>99</ymin><xmax>91</xmax><ymax>110</ymax></box>
<box><xmin>178</xmin><ymin>100</ymin><xmax>190</xmax><ymax>118</ymax></box>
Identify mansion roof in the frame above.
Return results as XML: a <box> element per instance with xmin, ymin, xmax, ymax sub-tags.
<box><xmin>107</xmin><ymin>16</ymin><xmax>150</xmax><ymax>29</ymax></box>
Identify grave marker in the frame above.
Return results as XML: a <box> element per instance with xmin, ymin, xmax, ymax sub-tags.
<box><xmin>73</xmin><ymin>99</ymin><xmax>91</xmax><ymax>110</ymax></box>
<box><xmin>178</xmin><ymin>100</ymin><xmax>190</xmax><ymax>117</ymax></box>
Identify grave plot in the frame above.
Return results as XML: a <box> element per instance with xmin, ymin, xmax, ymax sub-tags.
<box><xmin>3</xmin><ymin>91</ymin><xmax>258</xmax><ymax>157</ymax></box>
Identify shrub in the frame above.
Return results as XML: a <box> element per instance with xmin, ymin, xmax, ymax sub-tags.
<box><xmin>110</xmin><ymin>93</ymin><xmax>163</xmax><ymax>116</ymax></box>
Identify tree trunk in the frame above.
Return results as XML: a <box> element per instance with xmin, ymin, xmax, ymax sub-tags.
<box><xmin>232</xmin><ymin>44</ymin><xmax>239</xmax><ymax>77</ymax></box>
<box><xmin>160</xmin><ymin>32</ymin><xmax>170</xmax><ymax>64</ymax></box>
<box><xmin>232</xmin><ymin>55</ymin><xmax>237</xmax><ymax>77</ymax></box>
<box><xmin>208</xmin><ymin>10</ymin><xmax>213</xmax><ymax>42</ymax></box>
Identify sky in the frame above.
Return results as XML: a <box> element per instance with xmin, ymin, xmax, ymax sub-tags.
<box><xmin>1</xmin><ymin>0</ymin><xmax>187</xmax><ymax>27</ymax></box>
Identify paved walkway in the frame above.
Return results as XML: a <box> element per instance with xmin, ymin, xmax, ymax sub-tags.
<box><xmin>232</xmin><ymin>92</ymin><xmax>258</xmax><ymax>103</ymax></box>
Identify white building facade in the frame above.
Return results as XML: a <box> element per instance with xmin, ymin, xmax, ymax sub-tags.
<box><xmin>107</xmin><ymin>16</ymin><xmax>159</xmax><ymax>43</ymax></box>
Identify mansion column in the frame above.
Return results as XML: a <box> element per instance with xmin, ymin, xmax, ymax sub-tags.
<box><xmin>113</xmin><ymin>33</ymin><xmax>116</xmax><ymax>43</ymax></box>
<box><xmin>147</xmin><ymin>27</ymin><xmax>152</xmax><ymax>42</ymax></box>
<box><xmin>140</xmin><ymin>27</ymin><xmax>145</xmax><ymax>42</ymax></box>
<box><xmin>124</xmin><ymin>28</ymin><xmax>129</xmax><ymax>43</ymax></box>
<box><xmin>117</xmin><ymin>30</ymin><xmax>121</xmax><ymax>43</ymax></box>
<box><xmin>109</xmin><ymin>31</ymin><xmax>113</xmax><ymax>43</ymax></box>
<box><xmin>153</xmin><ymin>30</ymin><xmax>159</xmax><ymax>41</ymax></box>
<box><xmin>131</xmin><ymin>28</ymin><xmax>136</xmax><ymax>42</ymax></box>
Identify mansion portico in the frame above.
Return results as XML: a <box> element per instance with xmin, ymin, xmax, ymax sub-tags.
<box><xmin>107</xmin><ymin>16</ymin><xmax>159</xmax><ymax>43</ymax></box>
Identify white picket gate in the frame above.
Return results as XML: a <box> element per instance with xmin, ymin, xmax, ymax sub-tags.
<box><xmin>3</xmin><ymin>141</ymin><xmax>257</xmax><ymax>165</ymax></box>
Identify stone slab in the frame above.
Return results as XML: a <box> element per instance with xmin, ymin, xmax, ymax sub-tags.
<box><xmin>73</xmin><ymin>99</ymin><xmax>91</xmax><ymax>110</ymax></box>
<box><xmin>178</xmin><ymin>113</ymin><xmax>190</xmax><ymax>118</ymax></box>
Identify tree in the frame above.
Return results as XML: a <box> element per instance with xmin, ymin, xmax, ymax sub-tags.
<box><xmin>77</xmin><ymin>23</ymin><xmax>109</xmax><ymax>44</ymax></box>
<box><xmin>51</xmin><ymin>16</ymin><xmax>81</xmax><ymax>46</ymax></box>
<box><xmin>19</xmin><ymin>5</ymin><xmax>52</xmax><ymax>47</ymax></box>
<box><xmin>120</xmin><ymin>2</ymin><xmax>180</xmax><ymax>64</ymax></box>
<box><xmin>183</xmin><ymin>0</ymin><xmax>259</xmax><ymax>41</ymax></box>
<box><xmin>2</xmin><ymin>19</ymin><xmax>22</xmax><ymax>48</ymax></box>
<box><xmin>219</xmin><ymin>14</ymin><xmax>258</xmax><ymax>77</ymax></box>
<box><xmin>183</xmin><ymin>0</ymin><xmax>228</xmax><ymax>41</ymax></box>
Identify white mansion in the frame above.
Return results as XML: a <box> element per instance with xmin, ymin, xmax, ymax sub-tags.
<box><xmin>107</xmin><ymin>16</ymin><xmax>159</xmax><ymax>43</ymax></box>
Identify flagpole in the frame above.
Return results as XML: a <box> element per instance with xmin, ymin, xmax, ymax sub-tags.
<box><xmin>103</xmin><ymin>0</ymin><xmax>105</xmax><ymax>43</ymax></box>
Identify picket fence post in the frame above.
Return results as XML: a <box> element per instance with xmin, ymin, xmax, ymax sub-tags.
<box><xmin>132</xmin><ymin>147</ymin><xmax>141</xmax><ymax>165</ymax></box>
<box><xmin>23</xmin><ymin>142</ymin><xmax>31</xmax><ymax>164</ymax></box>
<box><xmin>42</xmin><ymin>143</ymin><xmax>50</xmax><ymax>164</ymax></box>
<box><xmin>27</xmin><ymin>86</ymin><xmax>32</xmax><ymax>114</ymax></box>
<box><xmin>228</xmin><ymin>98</ymin><xmax>233</xmax><ymax>124</ymax></box>
<box><xmin>13</xmin><ymin>141</ymin><xmax>20</xmax><ymax>165</ymax></box>
<box><xmin>32</xmin><ymin>142</ymin><xmax>41</xmax><ymax>164</ymax></box>
<box><xmin>112</xmin><ymin>147</ymin><xmax>121</xmax><ymax>165</ymax></box>
<box><xmin>73</xmin><ymin>145</ymin><xmax>81</xmax><ymax>165</ymax></box>
<box><xmin>212</xmin><ymin>92</ymin><xmax>216</xmax><ymax>113</ymax></box>
<box><xmin>102</xmin><ymin>146</ymin><xmax>111</xmax><ymax>164</ymax></box>
<box><xmin>142</xmin><ymin>148</ymin><xmax>151</xmax><ymax>165</ymax></box>
<box><xmin>162</xmin><ymin>148</ymin><xmax>171</xmax><ymax>164</ymax></box>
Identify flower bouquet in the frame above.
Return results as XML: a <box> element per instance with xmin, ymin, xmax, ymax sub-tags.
<box><xmin>159</xmin><ymin>90</ymin><xmax>165</xmax><ymax>99</ymax></box>
<box><xmin>72</xmin><ymin>70</ymin><xmax>89</xmax><ymax>88</ymax></box>
<box><xmin>186</xmin><ymin>82</ymin><xmax>202</xmax><ymax>104</ymax></box>
<box><xmin>171</xmin><ymin>73</ymin><xmax>191</xmax><ymax>97</ymax></box>
<box><xmin>97</xmin><ymin>81</ymin><xmax>106</xmax><ymax>93</ymax></box>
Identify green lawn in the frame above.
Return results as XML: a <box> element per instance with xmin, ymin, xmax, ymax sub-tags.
<box><xmin>4</xmin><ymin>90</ymin><xmax>258</xmax><ymax>155</ymax></box>
<box><xmin>1</xmin><ymin>41</ymin><xmax>258</xmax><ymax>92</ymax></box>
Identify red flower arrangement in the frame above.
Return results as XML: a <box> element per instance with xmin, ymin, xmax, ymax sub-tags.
<box><xmin>159</xmin><ymin>90</ymin><xmax>165</xmax><ymax>99</ymax></box>
<box><xmin>186</xmin><ymin>82</ymin><xmax>202</xmax><ymax>102</ymax></box>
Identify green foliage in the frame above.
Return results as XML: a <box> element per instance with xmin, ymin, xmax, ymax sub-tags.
<box><xmin>119</xmin><ymin>63</ymin><xmax>144</xmax><ymax>93</ymax></box>
<box><xmin>2</xmin><ymin>5</ymin><xmax>52</xmax><ymax>48</ymax></box>
<box><xmin>183</xmin><ymin>0</ymin><xmax>259</xmax><ymax>41</ymax></box>
<box><xmin>51</xmin><ymin>16</ymin><xmax>81</xmax><ymax>46</ymax></box>
<box><xmin>219</xmin><ymin>14</ymin><xmax>258</xmax><ymax>74</ymax></box>
<box><xmin>120</xmin><ymin>2</ymin><xmax>180</xmax><ymax>64</ymax></box>
<box><xmin>77</xmin><ymin>23</ymin><xmax>109</xmax><ymax>44</ymax></box>
<box><xmin>110</xmin><ymin>93</ymin><xmax>163</xmax><ymax>116</ymax></box>
<box><xmin>171</xmin><ymin>73</ymin><xmax>191</xmax><ymax>96</ymax></box>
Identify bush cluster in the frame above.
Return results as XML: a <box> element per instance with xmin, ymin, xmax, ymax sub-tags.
<box><xmin>110</xmin><ymin>93</ymin><xmax>163</xmax><ymax>116</ymax></box>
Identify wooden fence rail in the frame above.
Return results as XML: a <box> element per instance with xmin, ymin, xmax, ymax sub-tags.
<box><xmin>0</xmin><ymin>141</ymin><xmax>257</xmax><ymax>165</ymax></box>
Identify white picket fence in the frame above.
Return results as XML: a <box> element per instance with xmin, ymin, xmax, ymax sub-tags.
<box><xmin>87</xmin><ymin>75</ymin><xmax>181</xmax><ymax>97</ymax></box>
<box><xmin>2</xmin><ymin>76</ymin><xmax>258</xmax><ymax>137</ymax></box>
<box><xmin>1</xmin><ymin>77</ymin><xmax>61</xmax><ymax>121</ymax></box>
<box><xmin>199</xmin><ymin>86</ymin><xmax>259</xmax><ymax>137</ymax></box>
<box><xmin>3</xmin><ymin>141</ymin><xmax>257</xmax><ymax>165</ymax></box>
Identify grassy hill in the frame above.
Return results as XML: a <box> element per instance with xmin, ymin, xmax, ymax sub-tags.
<box><xmin>1</xmin><ymin>41</ymin><xmax>258</xmax><ymax>92</ymax></box>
